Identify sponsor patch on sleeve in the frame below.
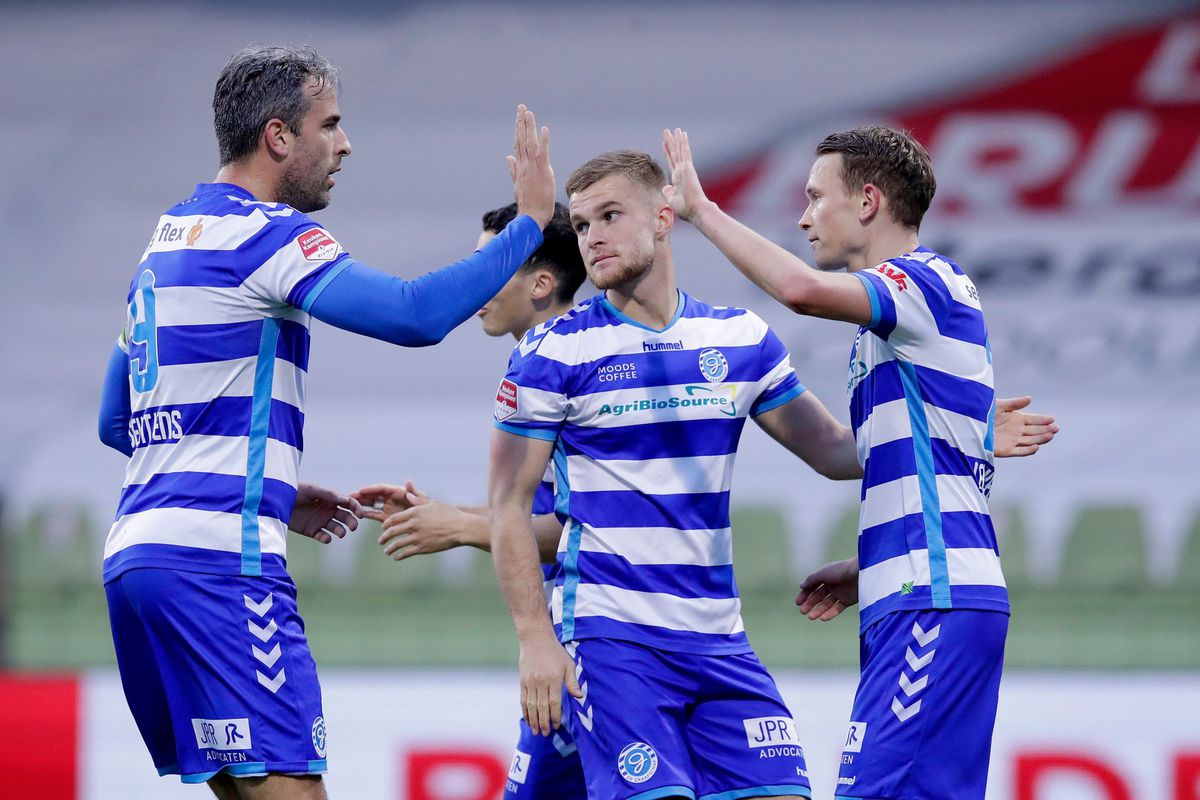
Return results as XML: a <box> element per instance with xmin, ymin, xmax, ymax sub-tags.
<box><xmin>495</xmin><ymin>379</ymin><xmax>519</xmax><ymax>422</ymax></box>
<box><xmin>297</xmin><ymin>228</ymin><xmax>340</xmax><ymax>262</ymax></box>
<box><xmin>876</xmin><ymin>264</ymin><xmax>909</xmax><ymax>291</ymax></box>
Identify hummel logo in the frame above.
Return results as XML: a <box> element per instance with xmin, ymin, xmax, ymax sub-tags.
<box><xmin>900</xmin><ymin>581</ymin><xmax>914</xmax><ymax>595</ymax></box>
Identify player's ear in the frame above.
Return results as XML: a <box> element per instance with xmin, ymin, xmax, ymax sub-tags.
<box><xmin>263</xmin><ymin>118</ymin><xmax>290</xmax><ymax>161</ymax></box>
<box><xmin>655</xmin><ymin>202</ymin><xmax>674</xmax><ymax>241</ymax></box>
<box><xmin>860</xmin><ymin>183</ymin><xmax>882</xmax><ymax>225</ymax></box>
<box><xmin>527</xmin><ymin>269</ymin><xmax>555</xmax><ymax>302</ymax></box>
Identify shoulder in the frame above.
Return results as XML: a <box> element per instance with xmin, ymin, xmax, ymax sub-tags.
<box><xmin>512</xmin><ymin>296</ymin><xmax>601</xmax><ymax>364</ymax></box>
<box><xmin>679</xmin><ymin>293</ymin><xmax>771</xmax><ymax>342</ymax></box>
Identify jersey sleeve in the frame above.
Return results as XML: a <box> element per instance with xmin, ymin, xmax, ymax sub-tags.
<box><xmin>240</xmin><ymin>218</ymin><xmax>353</xmax><ymax>312</ymax></box>
<box><xmin>853</xmin><ymin>260</ymin><xmax>949</xmax><ymax>345</ymax></box>
<box><xmin>492</xmin><ymin>332</ymin><xmax>570</xmax><ymax>442</ymax></box>
<box><xmin>748</xmin><ymin>320</ymin><xmax>806</xmax><ymax>417</ymax></box>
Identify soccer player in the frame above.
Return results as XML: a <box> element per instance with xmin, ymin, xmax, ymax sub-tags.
<box><xmin>352</xmin><ymin>200</ymin><xmax>589</xmax><ymax>800</ymax></box>
<box><xmin>661</xmin><ymin>126</ymin><xmax>1057</xmax><ymax>799</ymax></box>
<box><xmin>96</xmin><ymin>44</ymin><xmax>555</xmax><ymax>799</ymax></box>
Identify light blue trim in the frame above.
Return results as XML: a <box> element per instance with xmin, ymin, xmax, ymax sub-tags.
<box><xmin>701</xmin><ymin>785</ymin><xmax>811</xmax><ymax>800</ymax></box>
<box><xmin>240</xmin><ymin>317</ymin><xmax>281</xmax><ymax>577</ymax></box>
<box><xmin>750</xmin><ymin>384</ymin><xmax>806</xmax><ymax>417</ymax></box>
<box><xmin>896</xmin><ymin>360</ymin><xmax>951</xmax><ymax>607</ymax></box>
<box><xmin>180</xmin><ymin>762</ymin><xmax>269</xmax><ymax>784</ymax></box>
<box><xmin>630</xmin><ymin>786</ymin><xmax>696</xmax><ymax>800</ymax></box>
<box><xmin>155</xmin><ymin>763</ymin><xmax>179</xmax><ymax>777</ymax></box>
<box><xmin>852</xmin><ymin>271</ymin><xmax>881</xmax><ymax>328</ymax></box>
<box><xmin>556</xmin><ymin>440</ymin><xmax>583</xmax><ymax>641</ymax></box>
<box><xmin>834</xmin><ymin>796</ymin><xmax>864</xmax><ymax>800</ymax></box>
<box><xmin>177</xmin><ymin>759</ymin><xmax>327</xmax><ymax>784</ymax></box>
<box><xmin>984</xmin><ymin>398</ymin><xmax>996</xmax><ymax>454</ymax></box>
<box><xmin>552</xmin><ymin>439</ymin><xmax>571</xmax><ymax>525</ymax></box>
<box><xmin>600</xmin><ymin>289</ymin><xmax>686</xmax><ymax>333</ymax></box>
<box><xmin>494</xmin><ymin>420</ymin><xmax>558</xmax><ymax>441</ymax></box>
<box><xmin>300</xmin><ymin>257</ymin><xmax>353</xmax><ymax>313</ymax></box>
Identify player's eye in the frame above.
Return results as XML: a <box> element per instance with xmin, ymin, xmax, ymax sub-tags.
<box><xmin>575</xmin><ymin>223</ymin><xmax>589</xmax><ymax>234</ymax></box>
<box><xmin>604</xmin><ymin>210</ymin><xmax>619</xmax><ymax>222</ymax></box>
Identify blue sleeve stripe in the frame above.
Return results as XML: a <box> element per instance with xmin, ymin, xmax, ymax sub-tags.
<box><xmin>750</xmin><ymin>383</ymin><xmax>806</xmax><ymax>417</ymax></box>
<box><xmin>300</xmin><ymin>257</ymin><xmax>354</xmax><ymax>313</ymax></box>
<box><xmin>853</xmin><ymin>271</ymin><xmax>881</xmax><ymax>328</ymax></box>
<box><xmin>493</xmin><ymin>421</ymin><xmax>558</xmax><ymax>441</ymax></box>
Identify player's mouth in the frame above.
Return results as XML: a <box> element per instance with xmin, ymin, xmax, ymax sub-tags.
<box><xmin>591</xmin><ymin>254</ymin><xmax>617</xmax><ymax>268</ymax></box>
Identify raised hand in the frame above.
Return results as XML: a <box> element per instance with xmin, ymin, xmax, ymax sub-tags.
<box><xmin>289</xmin><ymin>483</ymin><xmax>362</xmax><ymax>544</ymax></box>
<box><xmin>509</xmin><ymin>104</ymin><xmax>556</xmax><ymax>229</ymax></box>
<box><xmin>662</xmin><ymin>127</ymin><xmax>711</xmax><ymax>222</ymax></box>
<box><xmin>796</xmin><ymin>558</ymin><xmax>859</xmax><ymax>621</ymax></box>
<box><xmin>994</xmin><ymin>396</ymin><xmax>1058</xmax><ymax>458</ymax></box>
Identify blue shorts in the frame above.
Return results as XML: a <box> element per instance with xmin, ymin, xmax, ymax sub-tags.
<box><xmin>105</xmin><ymin>568</ymin><xmax>327</xmax><ymax>784</ymax></box>
<box><xmin>565</xmin><ymin>638</ymin><xmax>811</xmax><ymax>800</ymax></box>
<box><xmin>836</xmin><ymin>609</ymin><xmax>1008</xmax><ymax>800</ymax></box>
<box><xmin>505</xmin><ymin>712</ymin><xmax>587</xmax><ymax>799</ymax></box>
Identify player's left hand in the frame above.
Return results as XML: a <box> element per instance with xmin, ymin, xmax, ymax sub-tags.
<box><xmin>796</xmin><ymin>557</ymin><xmax>859</xmax><ymax>621</ymax></box>
<box><xmin>379</xmin><ymin>488</ymin><xmax>467</xmax><ymax>560</ymax></box>
<box><xmin>994</xmin><ymin>396</ymin><xmax>1058</xmax><ymax>458</ymax></box>
<box><xmin>662</xmin><ymin>127</ymin><xmax>711</xmax><ymax>222</ymax></box>
<box><xmin>289</xmin><ymin>483</ymin><xmax>362</xmax><ymax>544</ymax></box>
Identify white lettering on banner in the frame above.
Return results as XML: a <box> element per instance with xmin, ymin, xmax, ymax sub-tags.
<box><xmin>1139</xmin><ymin>23</ymin><xmax>1200</xmax><ymax>103</ymax></box>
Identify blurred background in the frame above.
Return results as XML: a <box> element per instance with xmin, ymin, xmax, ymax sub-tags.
<box><xmin>1</xmin><ymin>1</ymin><xmax>1198</xmax><ymax>798</ymax></box>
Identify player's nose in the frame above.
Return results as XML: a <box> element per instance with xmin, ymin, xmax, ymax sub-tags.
<box><xmin>337</xmin><ymin>128</ymin><xmax>352</xmax><ymax>157</ymax></box>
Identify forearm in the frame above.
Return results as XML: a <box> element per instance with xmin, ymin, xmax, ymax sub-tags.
<box><xmin>690</xmin><ymin>201</ymin><xmax>822</xmax><ymax>313</ymax></box>
<box><xmin>821</xmin><ymin>425</ymin><xmax>864</xmax><ymax>480</ymax></box>
<box><xmin>307</xmin><ymin>215</ymin><xmax>544</xmax><ymax>346</ymax></box>
<box><xmin>492</xmin><ymin>504</ymin><xmax>558</xmax><ymax>642</ymax></box>
<box><xmin>451</xmin><ymin>508</ymin><xmax>559</xmax><ymax>564</ymax></box>
<box><xmin>98</xmin><ymin>344</ymin><xmax>133</xmax><ymax>457</ymax></box>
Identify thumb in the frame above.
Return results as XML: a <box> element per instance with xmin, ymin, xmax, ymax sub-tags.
<box><xmin>997</xmin><ymin>395</ymin><xmax>1031</xmax><ymax>412</ymax></box>
<box><xmin>406</xmin><ymin>491</ymin><xmax>430</xmax><ymax>507</ymax></box>
<box><xmin>563</xmin><ymin>658</ymin><xmax>583</xmax><ymax>699</ymax></box>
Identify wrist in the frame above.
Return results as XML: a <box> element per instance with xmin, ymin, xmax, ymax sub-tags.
<box><xmin>688</xmin><ymin>198</ymin><xmax>721</xmax><ymax>233</ymax></box>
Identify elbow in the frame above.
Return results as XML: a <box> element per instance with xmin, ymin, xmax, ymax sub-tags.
<box><xmin>383</xmin><ymin>321</ymin><xmax>449</xmax><ymax>348</ymax></box>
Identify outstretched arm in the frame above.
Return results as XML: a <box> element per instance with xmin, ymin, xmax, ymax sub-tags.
<box><xmin>663</xmin><ymin>128</ymin><xmax>872</xmax><ymax>325</ymax></box>
<box><xmin>753</xmin><ymin>393</ymin><xmax>862</xmax><ymax>480</ymax></box>
<box><xmin>304</xmin><ymin>106</ymin><xmax>557</xmax><ymax>347</ymax></box>
<box><xmin>489</xmin><ymin>430</ymin><xmax>581</xmax><ymax>735</ymax></box>
<box><xmin>353</xmin><ymin>482</ymin><xmax>563</xmax><ymax>563</ymax></box>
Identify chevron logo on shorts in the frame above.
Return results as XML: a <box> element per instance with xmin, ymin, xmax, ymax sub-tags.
<box><xmin>891</xmin><ymin>621</ymin><xmax>939</xmax><ymax>722</ymax></box>
<box><xmin>244</xmin><ymin>592</ymin><xmax>287</xmax><ymax>694</ymax></box>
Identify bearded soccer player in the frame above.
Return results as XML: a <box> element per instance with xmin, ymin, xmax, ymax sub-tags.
<box><xmin>353</xmin><ymin>201</ymin><xmax>589</xmax><ymax>800</ymax></box>
<box><xmin>96</xmin><ymin>44</ymin><xmax>555</xmax><ymax>799</ymax></box>
<box><xmin>662</xmin><ymin>126</ymin><xmax>1057</xmax><ymax>799</ymax></box>
<box><xmin>487</xmin><ymin>150</ymin><xmax>1054</xmax><ymax>800</ymax></box>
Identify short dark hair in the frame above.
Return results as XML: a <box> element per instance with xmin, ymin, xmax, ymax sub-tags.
<box><xmin>815</xmin><ymin>126</ymin><xmax>936</xmax><ymax>229</ymax></box>
<box><xmin>213</xmin><ymin>44</ymin><xmax>341</xmax><ymax>166</ymax></box>
<box><xmin>565</xmin><ymin>150</ymin><xmax>666</xmax><ymax>199</ymax></box>
<box><xmin>482</xmin><ymin>202</ymin><xmax>585</xmax><ymax>304</ymax></box>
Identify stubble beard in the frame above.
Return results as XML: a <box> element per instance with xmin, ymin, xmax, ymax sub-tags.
<box><xmin>588</xmin><ymin>252</ymin><xmax>653</xmax><ymax>291</ymax></box>
<box><xmin>276</xmin><ymin>158</ymin><xmax>330</xmax><ymax>213</ymax></box>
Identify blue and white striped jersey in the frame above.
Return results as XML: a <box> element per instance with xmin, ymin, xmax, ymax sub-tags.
<box><xmin>533</xmin><ymin>466</ymin><xmax>561</xmax><ymax>599</ymax></box>
<box><xmin>849</xmin><ymin>246</ymin><xmax>1006</xmax><ymax>630</ymax></box>
<box><xmin>104</xmin><ymin>183</ymin><xmax>353</xmax><ymax>581</ymax></box>
<box><xmin>494</xmin><ymin>290</ymin><xmax>804</xmax><ymax>655</ymax></box>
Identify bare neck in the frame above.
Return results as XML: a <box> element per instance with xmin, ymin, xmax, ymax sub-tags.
<box><xmin>213</xmin><ymin>159</ymin><xmax>277</xmax><ymax>203</ymax></box>
<box><xmin>847</xmin><ymin>227</ymin><xmax>922</xmax><ymax>272</ymax></box>
<box><xmin>604</xmin><ymin>251</ymin><xmax>679</xmax><ymax>330</ymax></box>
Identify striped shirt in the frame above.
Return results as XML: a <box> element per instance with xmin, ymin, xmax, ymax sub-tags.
<box><xmin>494</xmin><ymin>290</ymin><xmax>804</xmax><ymax>654</ymax></box>
<box><xmin>850</xmin><ymin>246</ymin><xmax>1006</xmax><ymax>630</ymax></box>
<box><xmin>103</xmin><ymin>183</ymin><xmax>353</xmax><ymax>581</ymax></box>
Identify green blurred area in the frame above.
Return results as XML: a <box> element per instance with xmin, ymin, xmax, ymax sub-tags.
<box><xmin>5</xmin><ymin>503</ymin><xmax>1199</xmax><ymax>669</ymax></box>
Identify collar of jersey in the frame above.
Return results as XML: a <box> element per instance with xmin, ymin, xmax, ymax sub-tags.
<box><xmin>599</xmin><ymin>288</ymin><xmax>686</xmax><ymax>333</ymax></box>
<box><xmin>193</xmin><ymin>182</ymin><xmax>256</xmax><ymax>200</ymax></box>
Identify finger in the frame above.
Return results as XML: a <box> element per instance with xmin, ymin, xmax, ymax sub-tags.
<box><xmin>819</xmin><ymin>600</ymin><xmax>846</xmax><ymax>622</ymax></box>
<box><xmin>384</xmin><ymin>535</ymin><xmax>416</xmax><ymax>556</ymax></box>
<box><xmin>514</xmin><ymin>104</ymin><xmax>523</xmax><ymax>155</ymax></box>
<box><xmin>313</xmin><ymin>529</ymin><xmax>333</xmax><ymax>544</ymax></box>
<box><xmin>333</xmin><ymin>508</ymin><xmax>359</xmax><ymax>533</ymax></box>
<box><xmin>549</xmin><ymin>683</ymin><xmax>563</xmax><ymax>730</ymax></box>
<box><xmin>805</xmin><ymin>593</ymin><xmax>837</xmax><ymax>621</ymax></box>
<box><xmin>996</xmin><ymin>396</ymin><xmax>1032</xmax><ymax>412</ymax></box>
<box><xmin>536</xmin><ymin>685</ymin><xmax>552</xmax><ymax>736</ymax></box>
<box><xmin>564</xmin><ymin>659</ymin><xmax>583</xmax><ymax>699</ymax></box>
<box><xmin>681</xmin><ymin>129</ymin><xmax>693</xmax><ymax>163</ymax></box>
<box><xmin>520</xmin><ymin>683</ymin><xmax>532</xmax><ymax>728</ymax></box>
<box><xmin>406</xmin><ymin>491</ymin><xmax>430</xmax><ymax>507</ymax></box>
<box><xmin>539</xmin><ymin>125</ymin><xmax>550</xmax><ymax>164</ymax></box>
<box><xmin>361</xmin><ymin>509</ymin><xmax>386</xmax><ymax>522</ymax></box>
<box><xmin>409</xmin><ymin>484</ymin><xmax>429</xmax><ymax>499</ymax></box>
<box><xmin>345</xmin><ymin>496</ymin><xmax>364</xmax><ymax>518</ymax></box>
<box><xmin>507</xmin><ymin>154</ymin><xmax>517</xmax><ymax>182</ymax></box>
<box><xmin>796</xmin><ymin>584</ymin><xmax>829</xmax><ymax>612</ymax></box>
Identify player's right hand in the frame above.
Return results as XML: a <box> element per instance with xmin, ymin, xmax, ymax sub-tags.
<box><xmin>796</xmin><ymin>557</ymin><xmax>859</xmax><ymax>621</ymax></box>
<box><xmin>662</xmin><ymin>127</ymin><xmax>713</xmax><ymax>223</ymax></box>
<box><xmin>351</xmin><ymin>481</ymin><xmax>419</xmax><ymax>522</ymax></box>
<box><xmin>508</xmin><ymin>104</ymin><xmax>556</xmax><ymax>229</ymax></box>
<box><xmin>519</xmin><ymin>634</ymin><xmax>581</xmax><ymax>736</ymax></box>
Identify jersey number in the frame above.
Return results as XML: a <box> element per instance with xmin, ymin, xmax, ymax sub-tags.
<box><xmin>129</xmin><ymin>270</ymin><xmax>159</xmax><ymax>393</ymax></box>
